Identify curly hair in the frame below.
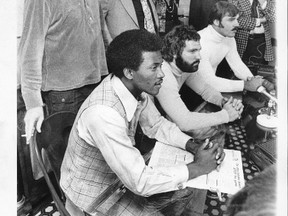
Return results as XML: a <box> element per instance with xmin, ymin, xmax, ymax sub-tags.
<box><xmin>161</xmin><ymin>25</ymin><xmax>200</xmax><ymax>63</ymax></box>
<box><xmin>208</xmin><ymin>1</ymin><xmax>239</xmax><ymax>24</ymax></box>
<box><xmin>106</xmin><ymin>29</ymin><xmax>163</xmax><ymax>78</ymax></box>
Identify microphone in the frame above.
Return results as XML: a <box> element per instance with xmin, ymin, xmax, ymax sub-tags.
<box><xmin>257</xmin><ymin>86</ymin><xmax>277</xmax><ymax>103</ymax></box>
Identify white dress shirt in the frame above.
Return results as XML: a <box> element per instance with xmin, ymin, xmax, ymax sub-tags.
<box><xmin>76</xmin><ymin>75</ymin><xmax>191</xmax><ymax>196</ymax></box>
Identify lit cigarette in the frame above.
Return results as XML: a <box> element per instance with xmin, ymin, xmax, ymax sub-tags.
<box><xmin>21</xmin><ymin>134</ymin><xmax>27</xmax><ymax>137</ymax></box>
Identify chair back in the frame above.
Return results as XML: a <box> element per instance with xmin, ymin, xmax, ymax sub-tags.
<box><xmin>34</xmin><ymin>111</ymin><xmax>76</xmax><ymax>216</ymax></box>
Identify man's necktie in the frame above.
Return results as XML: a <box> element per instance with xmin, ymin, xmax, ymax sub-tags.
<box><xmin>251</xmin><ymin>0</ymin><xmax>259</xmax><ymax>18</ymax></box>
<box><xmin>140</xmin><ymin>0</ymin><xmax>156</xmax><ymax>33</ymax></box>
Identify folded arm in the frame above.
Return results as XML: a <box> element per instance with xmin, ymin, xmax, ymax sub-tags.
<box><xmin>156</xmin><ymin>73</ymin><xmax>229</xmax><ymax>131</ymax></box>
<box><xmin>197</xmin><ymin>54</ymin><xmax>246</xmax><ymax>92</ymax></box>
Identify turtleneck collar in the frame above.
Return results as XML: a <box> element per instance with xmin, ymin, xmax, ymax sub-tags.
<box><xmin>207</xmin><ymin>25</ymin><xmax>226</xmax><ymax>43</ymax></box>
<box><xmin>163</xmin><ymin>61</ymin><xmax>183</xmax><ymax>77</ymax></box>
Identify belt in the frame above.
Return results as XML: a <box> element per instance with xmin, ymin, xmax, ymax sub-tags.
<box><xmin>248</xmin><ymin>33</ymin><xmax>265</xmax><ymax>39</ymax></box>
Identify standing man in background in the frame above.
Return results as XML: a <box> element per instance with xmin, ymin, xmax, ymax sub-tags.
<box><xmin>229</xmin><ymin>0</ymin><xmax>276</xmax><ymax>66</ymax></box>
<box><xmin>100</xmin><ymin>0</ymin><xmax>159</xmax><ymax>43</ymax></box>
<box><xmin>18</xmin><ymin>0</ymin><xmax>109</xmax><ymax>143</ymax></box>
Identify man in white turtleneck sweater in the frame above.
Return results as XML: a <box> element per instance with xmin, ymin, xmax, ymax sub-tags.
<box><xmin>197</xmin><ymin>1</ymin><xmax>264</xmax><ymax>93</ymax></box>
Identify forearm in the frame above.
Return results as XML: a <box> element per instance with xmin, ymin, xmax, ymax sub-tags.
<box><xmin>140</xmin><ymin>96</ymin><xmax>191</xmax><ymax>149</ymax></box>
<box><xmin>19</xmin><ymin>0</ymin><xmax>50</xmax><ymax>109</ymax></box>
<box><xmin>181</xmin><ymin>110</ymin><xmax>229</xmax><ymax>132</ymax></box>
<box><xmin>227</xmin><ymin>43</ymin><xmax>254</xmax><ymax>80</ymax></box>
<box><xmin>186</xmin><ymin>73</ymin><xmax>223</xmax><ymax>106</ymax></box>
<box><xmin>201</xmin><ymin>73</ymin><xmax>245</xmax><ymax>92</ymax></box>
<box><xmin>157</xmin><ymin>83</ymin><xmax>229</xmax><ymax>130</ymax></box>
<box><xmin>261</xmin><ymin>0</ymin><xmax>276</xmax><ymax>23</ymax></box>
<box><xmin>238</xmin><ymin>15</ymin><xmax>257</xmax><ymax>30</ymax></box>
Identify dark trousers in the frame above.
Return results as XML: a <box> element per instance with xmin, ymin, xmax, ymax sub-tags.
<box><xmin>243</xmin><ymin>34</ymin><xmax>268</xmax><ymax>66</ymax></box>
<box><xmin>42</xmin><ymin>83</ymin><xmax>99</xmax><ymax>117</ymax></box>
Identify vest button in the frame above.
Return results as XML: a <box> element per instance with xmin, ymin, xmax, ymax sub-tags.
<box><xmin>61</xmin><ymin>98</ymin><xmax>65</xmax><ymax>103</ymax></box>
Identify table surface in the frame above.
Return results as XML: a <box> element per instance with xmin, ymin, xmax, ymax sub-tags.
<box><xmin>203</xmin><ymin>120</ymin><xmax>264</xmax><ymax>216</ymax></box>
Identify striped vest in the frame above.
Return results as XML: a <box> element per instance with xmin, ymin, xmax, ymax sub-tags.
<box><xmin>60</xmin><ymin>74</ymin><xmax>141</xmax><ymax>211</ymax></box>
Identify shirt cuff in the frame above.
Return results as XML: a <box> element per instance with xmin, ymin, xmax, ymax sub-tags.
<box><xmin>177</xmin><ymin>133</ymin><xmax>193</xmax><ymax>150</ymax></box>
<box><xmin>169</xmin><ymin>165</ymin><xmax>189</xmax><ymax>190</ymax></box>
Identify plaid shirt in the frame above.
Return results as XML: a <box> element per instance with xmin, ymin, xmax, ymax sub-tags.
<box><xmin>229</xmin><ymin>0</ymin><xmax>276</xmax><ymax>62</ymax></box>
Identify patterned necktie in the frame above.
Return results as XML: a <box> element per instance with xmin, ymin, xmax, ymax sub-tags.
<box><xmin>140</xmin><ymin>0</ymin><xmax>156</xmax><ymax>33</ymax></box>
<box><xmin>251</xmin><ymin>0</ymin><xmax>259</xmax><ymax>18</ymax></box>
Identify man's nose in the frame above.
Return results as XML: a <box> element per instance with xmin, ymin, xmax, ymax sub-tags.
<box><xmin>157</xmin><ymin>67</ymin><xmax>165</xmax><ymax>78</ymax></box>
<box><xmin>195</xmin><ymin>51</ymin><xmax>201</xmax><ymax>60</ymax></box>
<box><xmin>234</xmin><ymin>19</ymin><xmax>239</xmax><ymax>27</ymax></box>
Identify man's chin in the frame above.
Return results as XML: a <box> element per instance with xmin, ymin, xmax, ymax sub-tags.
<box><xmin>192</xmin><ymin>65</ymin><xmax>199</xmax><ymax>72</ymax></box>
<box><xmin>146</xmin><ymin>88</ymin><xmax>160</xmax><ymax>96</ymax></box>
<box><xmin>185</xmin><ymin>65</ymin><xmax>199</xmax><ymax>73</ymax></box>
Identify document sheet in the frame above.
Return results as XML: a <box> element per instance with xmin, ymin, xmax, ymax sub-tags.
<box><xmin>148</xmin><ymin>142</ymin><xmax>245</xmax><ymax>195</ymax></box>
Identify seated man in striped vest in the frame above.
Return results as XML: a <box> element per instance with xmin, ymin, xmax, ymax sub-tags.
<box><xmin>60</xmin><ymin>29</ymin><xmax>225</xmax><ymax>216</ymax></box>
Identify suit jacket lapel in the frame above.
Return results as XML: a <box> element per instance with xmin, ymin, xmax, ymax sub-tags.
<box><xmin>120</xmin><ymin>0</ymin><xmax>139</xmax><ymax>27</ymax></box>
<box><xmin>149</xmin><ymin>0</ymin><xmax>159</xmax><ymax>28</ymax></box>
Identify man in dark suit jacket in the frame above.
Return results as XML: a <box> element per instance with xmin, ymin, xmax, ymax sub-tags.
<box><xmin>100</xmin><ymin>0</ymin><xmax>159</xmax><ymax>43</ymax></box>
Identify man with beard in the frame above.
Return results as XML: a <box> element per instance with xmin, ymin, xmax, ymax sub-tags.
<box><xmin>155</xmin><ymin>25</ymin><xmax>242</xmax><ymax>215</ymax></box>
<box><xmin>156</xmin><ymin>25</ymin><xmax>242</xmax><ymax>138</ymax></box>
<box><xmin>197</xmin><ymin>1</ymin><xmax>265</xmax><ymax>92</ymax></box>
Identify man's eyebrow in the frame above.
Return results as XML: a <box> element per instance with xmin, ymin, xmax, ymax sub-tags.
<box><xmin>228</xmin><ymin>16</ymin><xmax>238</xmax><ymax>21</ymax></box>
<box><xmin>187</xmin><ymin>47</ymin><xmax>201</xmax><ymax>52</ymax></box>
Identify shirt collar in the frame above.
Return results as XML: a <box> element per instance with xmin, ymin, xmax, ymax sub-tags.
<box><xmin>112</xmin><ymin>75</ymin><xmax>138</xmax><ymax>122</ymax></box>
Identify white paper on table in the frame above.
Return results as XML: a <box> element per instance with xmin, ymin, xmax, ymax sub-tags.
<box><xmin>148</xmin><ymin>142</ymin><xmax>245</xmax><ymax>195</ymax></box>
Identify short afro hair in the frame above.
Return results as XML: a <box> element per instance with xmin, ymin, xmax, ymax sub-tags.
<box><xmin>106</xmin><ymin>29</ymin><xmax>163</xmax><ymax>78</ymax></box>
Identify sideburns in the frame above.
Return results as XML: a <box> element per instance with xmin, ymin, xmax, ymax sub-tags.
<box><xmin>218</xmin><ymin>20</ymin><xmax>224</xmax><ymax>28</ymax></box>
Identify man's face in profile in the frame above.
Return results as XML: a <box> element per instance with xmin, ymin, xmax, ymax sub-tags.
<box><xmin>131</xmin><ymin>51</ymin><xmax>164</xmax><ymax>96</ymax></box>
<box><xmin>216</xmin><ymin>13</ymin><xmax>240</xmax><ymax>38</ymax></box>
<box><xmin>175</xmin><ymin>40</ymin><xmax>201</xmax><ymax>73</ymax></box>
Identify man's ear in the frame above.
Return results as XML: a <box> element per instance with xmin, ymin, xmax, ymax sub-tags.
<box><xmin>213</xmin><ymin>19</ymin><xmax>220</xmax><ymax>26</ymax></box>
<box><xmin>123</xmin><ymin>68</ymin><xmax>133</xmax><ymax>79</ymax></box>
